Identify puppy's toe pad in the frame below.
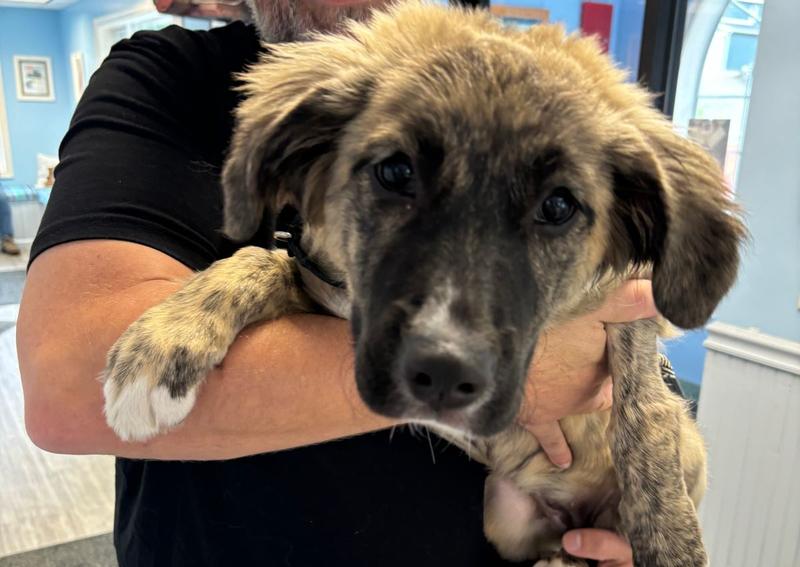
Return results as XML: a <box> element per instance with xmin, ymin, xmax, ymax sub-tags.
<box><xmin>104</xmin><ymin>377</ymin><xmax>197</xmax><ymax>442</ymax></box>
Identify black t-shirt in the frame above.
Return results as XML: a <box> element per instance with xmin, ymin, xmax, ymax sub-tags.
<box><xmin>30</xmin><ymin>22</ymin><xmax>522</xmax><ymax>567</ymax></box>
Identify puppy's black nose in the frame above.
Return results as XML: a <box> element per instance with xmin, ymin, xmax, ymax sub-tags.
<box><xmin>401</xmin><ymin>338</ymin><xmax>491</xmax><ymax>411</ymax></box>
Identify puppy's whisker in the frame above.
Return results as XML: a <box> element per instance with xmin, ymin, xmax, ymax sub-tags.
<box><xmin>425</xmin><ymin>427</ymin><xmax>436</xmax><ymax>465</ymax></box>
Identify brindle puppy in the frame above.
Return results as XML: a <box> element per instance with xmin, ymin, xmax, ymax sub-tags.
<box><xmin>102</xmin><ymin>3</ymin><xmax>746</xmax><ymax>565</ymax></box>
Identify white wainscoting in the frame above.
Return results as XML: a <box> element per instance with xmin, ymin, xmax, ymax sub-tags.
<box><xmin>10</xmin><ymin>201</ymin><xmax>44</xmax><ymax>243</ymax></box>
<box><xmin>697</xmin><ymin>322</ymin><xmax>800</xmax><ymax>567</ymax></box>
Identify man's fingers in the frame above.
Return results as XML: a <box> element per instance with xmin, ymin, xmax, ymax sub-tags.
<box><xmin>524</xmin><ymin>421</ymin><xmax>572</xmax><ymax>469</ymax></box>
<box><xmin>563</xmin><ymin>529</ymin><xmax>633</xmax><ymax>563</ymax></box>
<box><xmin>593</xmin><ymin>279</ymin><xmax>658</xmax><ymax>323</ymax></box>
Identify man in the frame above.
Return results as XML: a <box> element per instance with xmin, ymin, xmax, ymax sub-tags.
<box><xmin>18</xmin><ymin>1</ymin><xmax>641</xmax><ymax>564</ymax></box>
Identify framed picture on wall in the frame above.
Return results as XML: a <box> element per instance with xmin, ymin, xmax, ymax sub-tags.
<box><xmin>14</xmin><ymin>56</ymin><xmax>55</xmax><ymax>102</ymax></box>
<box><xmin>490</xmin><ymin>5</ymin><xmax>549</xmax><ymax>29</ymax></box>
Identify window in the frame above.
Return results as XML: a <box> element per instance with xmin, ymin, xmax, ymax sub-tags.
<box><xmin>726</xmin><ymin>32</ymin><xmax>758</xmax><ymax>72</ymax></box>
<box><xmin>722</xmin><ymin>1</ymin><xmax>764</xmax><ymax>25</ymax></box>
<box><xmin>93</xmin><ymin>6</ymin><xmax>226</xmax><ymax>69</ymax></box>
<box><xmin>94</xmin><ymin>7</ymin><xmax>182</xmax><ymax>68</ymax></box>
<box><xmin>0</xmin><ymin>66</ymin><xmax>13</xmax><ymax>179</ymax></box>
<box><xmin>673</xmin><ymin>0</ymin><xmax>766</xmax><ymax>190</ymax></box>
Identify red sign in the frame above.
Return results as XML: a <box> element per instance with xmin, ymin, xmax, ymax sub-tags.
<box><xmin>581</xmin><ymin>2</ymin><xmax>613</xmax><ymax>53</ymax></box>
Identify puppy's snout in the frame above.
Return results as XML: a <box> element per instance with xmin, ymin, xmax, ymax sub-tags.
<box><xmin>400</xmin><ymin>336</ymin><xmax>492</xmax><ymax>411</ymax></box>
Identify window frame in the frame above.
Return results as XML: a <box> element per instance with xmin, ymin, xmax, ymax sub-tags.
<box><xmin>93</xmin><ymin>5</ymin><xmax>182</xmax><ymax>69</ymax></box>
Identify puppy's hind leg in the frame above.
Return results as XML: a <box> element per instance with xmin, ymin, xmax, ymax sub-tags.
<box><xmin>607</xmin><ymin>319</ymin><xmax>707</xmax><ymax>567</ymax></box>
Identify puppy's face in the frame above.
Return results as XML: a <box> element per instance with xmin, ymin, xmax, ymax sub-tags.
<box><xmin>223</xmin><ymin>3</ymin><xmax>745</xmax><ymax>435</ymax></box>
<box><xmin>331</xmin><ymin>52</ymin><xmax>616</xmax><ymax>434</ymax></box>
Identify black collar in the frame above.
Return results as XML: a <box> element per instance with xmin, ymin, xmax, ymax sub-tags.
<box><xmin>275</xmin><ymin>213</ymin><xmax>347</xmax><ymax>290</ymax></box>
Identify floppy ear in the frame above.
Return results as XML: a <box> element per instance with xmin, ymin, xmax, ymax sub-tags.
<box><xmin>221</xmin><ymin>79</ymin><xmax>372</xmax><ymax>244</ymax></box>
<box><xmin>607</xmin><ymin>124</ymin><xmax>747</xmax><ymax>329</ymax></box>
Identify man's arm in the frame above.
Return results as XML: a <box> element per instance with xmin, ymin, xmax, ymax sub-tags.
<box><xmin>19</xmin><ymin>240</ymin><xmax>395</xmax><ymax>460</ymax></box>
<box><xmin>19</xmin><ymin>240</ymin><xmax>657</xmax><ymax>463</ymax></box>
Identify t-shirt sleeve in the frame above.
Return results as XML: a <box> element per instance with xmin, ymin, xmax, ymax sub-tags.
<box><xmin>30</xmin><ymin>23</ymin><xmax>261</xmax><ymax>272</ymax></box>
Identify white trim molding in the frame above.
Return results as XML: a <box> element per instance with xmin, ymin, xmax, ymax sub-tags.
<box><xmin>704</xmin><ymin>321</ymin><xmax>800</xmax><ymax>376</ymax></box>
<box><xmin>0</xmin><ymin>66</ymin><xmax>13</xmax><ymax>178</ymax></box>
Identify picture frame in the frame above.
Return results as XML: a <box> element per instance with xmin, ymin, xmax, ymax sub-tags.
<box><xmin>490</xmin><ymin>5</ymin><xmax>550</xmax><ymax>29</ymax></box>
<box><xmin>14</xmin><ymin>56</ymin><xmax>55</xmax><ymax>102</ymax></box>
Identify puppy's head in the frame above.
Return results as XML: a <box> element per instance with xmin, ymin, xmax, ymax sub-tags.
<box><xmin>223</xmin><ymin>2</ymin><xmax>746</xmax><ymax>435</ymax></box>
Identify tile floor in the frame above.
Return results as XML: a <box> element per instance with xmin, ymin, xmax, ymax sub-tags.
<box><xmin>0</xmin><ymin>253</ymin><xmax>115</xmax><ymax>558</ymax></box>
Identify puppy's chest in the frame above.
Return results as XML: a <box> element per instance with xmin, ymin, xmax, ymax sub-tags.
<box><xmin>433</xmin><ymin>413</ymin><xmax>617</xmax><ymax>521</ymax></box>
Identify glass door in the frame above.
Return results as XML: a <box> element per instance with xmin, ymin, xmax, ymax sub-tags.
<box><xmin>673</xmin><ymin>0</ymin><xmax>765</xmax><ymax>189</ymax></box>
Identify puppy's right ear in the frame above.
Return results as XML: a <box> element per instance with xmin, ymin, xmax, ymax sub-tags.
<box><xmin>607</xmin><ymin>121</ymin><xmax>747</xmax><ymax>329</ymax></box>
<box><xmin>222</xmin><ymin>79</ymin><xmax>371</xmax><ymax>244</ymax></box>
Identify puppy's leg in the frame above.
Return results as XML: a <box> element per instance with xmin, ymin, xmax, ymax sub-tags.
<box><xmin>607</xmin><ymin>319</ymin><xmax>707</xmax><ymax>567</ymax></box>
<box><xmin>483</xmin><ymin>474</ymin><xmax>588</xmax><ymax>567</ymax></box>
<box><xmin>103</xmin><ymin>247</ymin><xmax>315</xmax><ymax>441</ymax></box>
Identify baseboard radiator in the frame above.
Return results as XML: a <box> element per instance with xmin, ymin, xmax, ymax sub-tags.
<box><xmin>697</xmin><ymin>321</ymin><xmax>800</xmax><ymax>567</ymax></box>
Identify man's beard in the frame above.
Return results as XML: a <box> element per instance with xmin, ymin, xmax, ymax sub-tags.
<box><xmin>245</xmin><ymin>1</ymin><xmax>377</xmax><ymax>42</ymax></box>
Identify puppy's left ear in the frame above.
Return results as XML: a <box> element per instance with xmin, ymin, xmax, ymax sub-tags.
<box><xmin>222</xmin><ymin>79</ymin><xmax>371</xmax><ymax>244</ymax></box>
<box><xmin>607</xmin><ymin>123</ymin><xmax>747</xmax><ymax>329</ymax></box>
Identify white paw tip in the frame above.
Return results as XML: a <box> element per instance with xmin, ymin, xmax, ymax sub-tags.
<box><xmin>104</xmin><ymin>377</ymin><xmax>197</xmax><ymax>442</ymax></box>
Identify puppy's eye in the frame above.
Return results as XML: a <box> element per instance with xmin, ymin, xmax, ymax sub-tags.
<box><xmin>374</xmin><ymin>153</ymin><xmax>415</xmax><ymax>197</ymax></box>
<box><xmin>535</xmin><ymin>188</ymin><xmax>578</xmax><ymax>226</ymax></box>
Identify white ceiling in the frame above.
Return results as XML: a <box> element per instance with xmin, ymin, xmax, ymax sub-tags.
<box><xmin>0</xmin><ymin>0</ymin><xmax>80</xmax><ymax>9</ymax></box>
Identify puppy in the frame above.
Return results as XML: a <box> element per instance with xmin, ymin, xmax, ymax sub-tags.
<box><xmin>102</xmin><ymin>3</ymin><xmax>746</xmax><ymax>565</ymax></box>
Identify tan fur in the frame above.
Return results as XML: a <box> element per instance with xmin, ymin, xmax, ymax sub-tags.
<box><xmin>103</xmin><ymin>2</ymin><xmax>746</xmax><ymax>564</ymax></box>
<box><xmin>103</xmin><ymin>247</ymin><xmax>315</xmax><ymax>441</ymax></box>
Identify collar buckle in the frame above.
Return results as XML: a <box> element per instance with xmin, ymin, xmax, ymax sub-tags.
<box><xmin>276</xmin><ymin>214</ymin><xmax>346</xmax><ymax>290</ymax></box>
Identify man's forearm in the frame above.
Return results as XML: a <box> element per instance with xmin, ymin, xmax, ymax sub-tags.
<box><xmin>148</xmin><ymin>312</ymin><xmax>397</xmax><ymax>460</ymax></box>
<box><xmin>19</xmin><ymin>244</ymin><xmax>395</xmax><ymax>460</ymax></box>
<box><xmin>27</xmin><ymin>303</ymin><xmax>394</xmax><ymax>460</ymax></box>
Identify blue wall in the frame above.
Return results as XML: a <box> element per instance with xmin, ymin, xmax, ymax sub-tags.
<box><xmin>0</xmin><ymin>8</ymin><xmax>73</xmax><ymax>185</ymax></box>
<box><xmin>663</xmin><ymin>328</ymin><xmax>709</xmax><ymax>384</ymax></box>
<box><xmin>612</xmin><ymin>0</ymin><xmax>645</xmax><ymax>77</ymax></box>
<box><xmin>0</xmin><ymin>1</ymin><xmax>147</xmax><ymax>184</ymax></box>
<box><xmin>497</xmin><ymin>0</ymin><xmax>645</xmax><ymax>76</ymax></box>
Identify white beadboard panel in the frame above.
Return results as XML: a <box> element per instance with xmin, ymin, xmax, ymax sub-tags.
<box><xmin>9</xmin><ymin>201</ymin><xmax>44</xmax><ymax>243</ymax></box>
<box><xmin>697</xmin><ymin>322</ymin><xmax>800</xmax><ymax>567</ymax></box>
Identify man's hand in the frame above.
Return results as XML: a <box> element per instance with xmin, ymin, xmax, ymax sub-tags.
<box><xmin>563</xmin><ymin>529</ymin><xmax>633</xmax><ymax>566</ymax></box>
<box><xmin>518</xmin><ymin>280</ymin><xmax>658</xmax><ymax>468</ymax></box>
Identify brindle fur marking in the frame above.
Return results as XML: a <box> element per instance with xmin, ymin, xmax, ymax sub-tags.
<box><xmin>103</xmin><ymin>247</ymin><xmax>314</xmax><ymax>441</ymax></box>
<box><xmin>102</xmin><ymin>2</ymin><xmax>745</xmax><ymax>564</ymax></box>
<box><xmin>607</xmin><ymin>320</ymin><xmax>707</xmax><ymax>566</ymax></box>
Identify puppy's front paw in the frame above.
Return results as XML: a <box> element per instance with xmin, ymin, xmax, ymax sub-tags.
<box><xmin>102</xmin><ymin>309</ymin><xmax>228</xmax><ymax>442</ymax></box>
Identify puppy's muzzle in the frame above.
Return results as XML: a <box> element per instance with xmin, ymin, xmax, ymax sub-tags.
<box><xmin>398</xmin><ymin>334</ymin><xmax>495</xmax><ymax>413</ymax></box>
